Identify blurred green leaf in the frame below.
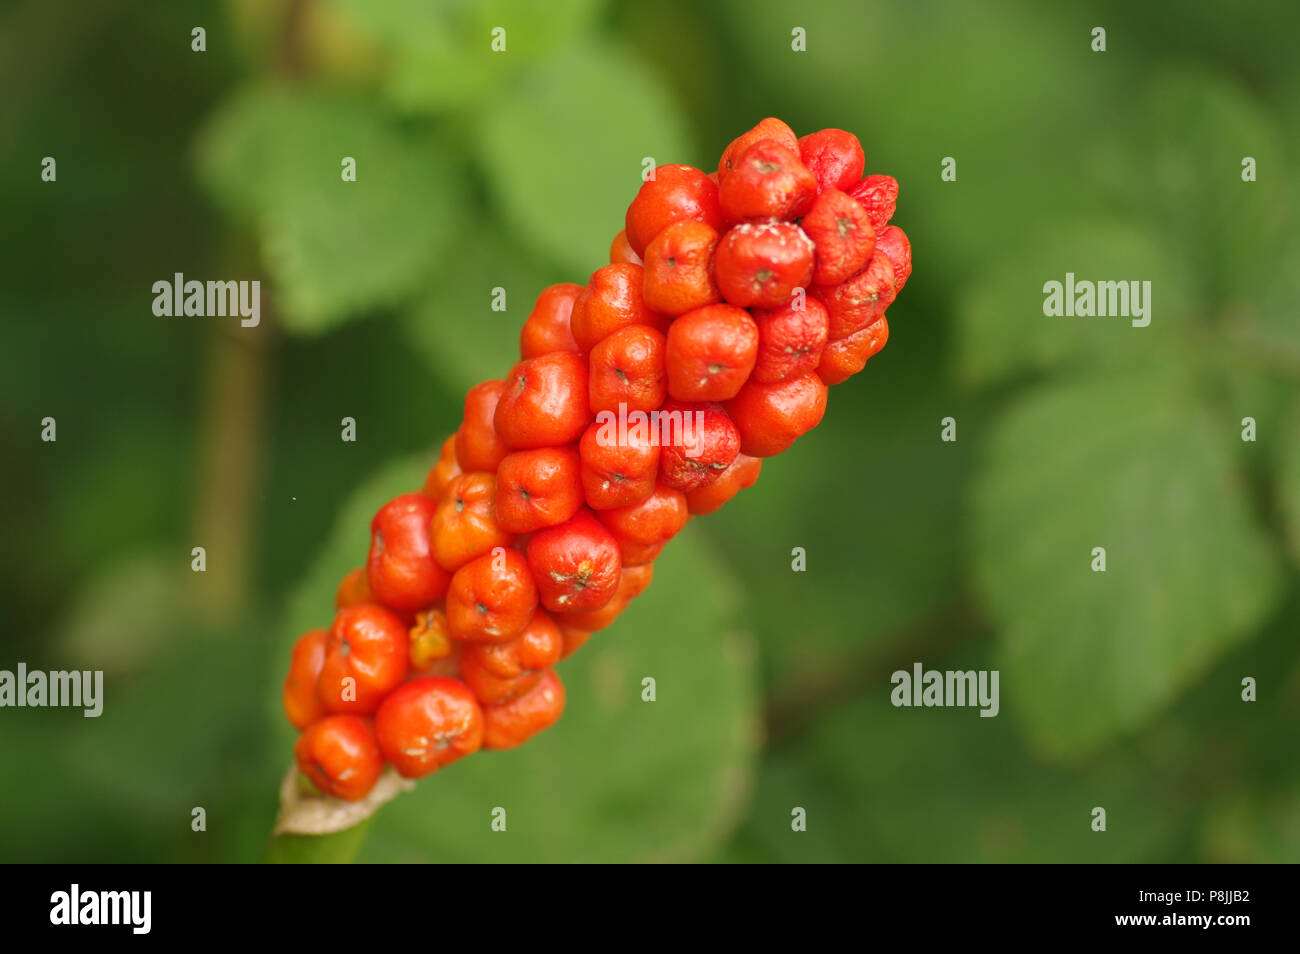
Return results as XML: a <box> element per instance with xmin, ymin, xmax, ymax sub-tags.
<box><xmin>476</xmin><ymin>40</ymin><xmax>693</xmax><ymax>275</ymax></box>
<box><xmin>1099</xmin><ymin>0</ymin><xmax>1300</xmax><ymax>88</ymax></box>
<box><xmin>714</xmin><ymin>0</ymin><xmax>1108</xmax><ymax>291</ymax></box>
<box><xmin>1278</xmin><ymin>399</ymin><xmax>1300</xmax><ymax>572</ymax></box>
<box><xmin>325</xmin><ymin>0</ymin><xmax>607</xmax><ymax>113</ymax></box>
<box><xmin>955</xmin><ymin>221</ymin><xmax>1195</xmax><ymax>389</ymax></box>
<box><xmin>1227</xmin><ymin>233</ymin><xmax>1300</xmax><ymax>371</ymax></box>
<box><xmin>716</xmin><ymin>0</ymin><xmax>1080</xmax><ymax>160</ymax></box>
<box><xmin>400</xmin><ymin>222</ymin><xmax>566</xmax><ymax>395</ymax></box>
<box><xmin>724</xmin><ymin>665</ymin><xmax>1188</xmax><ymax>862</ymax></box>
<box><xmin>53</xmin><ymin>550</ymin><xmax>191</xmax><ymax>674</ymax></box>
<box><xmin>1200</xmin><ymin>792</ymin><xmax>1300</xmax><ymax>863</ymax></box>
<box><xmin>700</xmin><ymin>334</ymin><xmax>970</xmax><ymax>689</ymax></box>
<box><xmin>1220</xmin><ymin>371</ymin><xmax>1298</xmax><ymax>482</ymax></box>
<box><xmin>276</xmin><ymin>457</ymin><xmax>761</xmax><ymax>862</ymax></box>
<box><xmin>52</xmin><ymin>615</ymin><xmax>282</xmax><ymax>862</ymax></box>
<box><xmin>714</xmin><ymin>750</ymin><xmax>856</xmax><ymax>863</ymax></box>
<box><xmin>1091</xmin><ymin>68</ymin><xmax>1289</xmax><ymax>303</ymax></box>
<box><xmin>970</xmin><ymin>368</ymin><xmax>1284</xmax><ymax>759</ymax></box>
<box><xmin>195</xmin><ymin>85</ymin><xmax>463</xmax><ymax>333</ymax></box>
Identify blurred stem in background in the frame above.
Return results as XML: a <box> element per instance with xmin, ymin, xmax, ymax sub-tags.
<box><xmin>189</xmin><ymin>246</ymin><xmax>269</xmax><ymax>623</ymax></box>
<box><xmin>190</xmin><ymin>0</ymin><xmax>308</xmax><ymax>622</ymax></box>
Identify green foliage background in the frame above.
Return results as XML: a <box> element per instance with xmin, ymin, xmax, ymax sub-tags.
<box><xmin>1</xmin><ymin>0</ymin><xmax>1298</xmax><ymax>862</ymax></box>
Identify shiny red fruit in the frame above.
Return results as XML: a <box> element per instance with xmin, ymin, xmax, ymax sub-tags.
<box><xmin>526</xmin><ymin>510</ymin><xmax>623</xmax><ymax>613</ymax></box>
<box><xmin>373</xmin><ymin>676</ymin><xmax>483</xmax><ymax>779</ymax></box>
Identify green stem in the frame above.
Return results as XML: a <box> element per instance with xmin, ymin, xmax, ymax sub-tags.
<box><xmin>262</xmin><ymin>765</ymin><xmax>411</xmax><ymax>863</ymax></box>
<box><xmin>263</xmin><ymin>820</ymin><xmax>373</xmax><ymax>864</ymax></box>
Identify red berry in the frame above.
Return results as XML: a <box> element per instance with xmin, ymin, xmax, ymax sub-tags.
<box><xmin>334</xmin><ymin>567</ymin><xmax>372</xmax><ymax>610</ymax></box>
<box><xmin>718</xmin><ymin>117</ymin><xmax>799</xmax><ymax>183</ymax></box>
<box><xmin>559</xmin><ymin>627</ymin><xmax>592</xmax><ymax>659</ymax></box>
<box><xmin>430</xmin><ymin>472</ymin><xmax>513</xmax><ymax>572</ymax></box>
<box><xmin>588</xmin><ymin>324</ymin><xmax>668</xmax><ymax>415</ymax></box>
<box><xmin>718</xmin><ymin>139</ymin><xmax>817</xmax><ymax>222</ymax></box>
<box><xmin>848</xmin><ymin>174</ymin><xmax>898</xmax><ymax>232</ymax></box>
<box><xmin>596</xmin><ymin>482</ymin><xmax>689</xmax><ymax>566</ymax></box>
<box><xmin>797</xmin><ymin>128</ymin><xmax>866</xmax><ymax>193</ymax></box>
<box><xmin>481</xmin><ymin>670</ymin><xmax>566</xmax><ymax>751</ymax></box>
<box><xmin>801</xmin><ymin>188</ymin><xmax>877</xmax><ymax>286</ymax></box>
<box><xmin>283</xmin><ymin>628</ymin><xmax>329</xmax><ymax>730</ymax></box>
<box><xmin>685</xmin><ymin>453</ymin><xmax>762</xmax><ymax>515</ymax></box>
<box><xmin>366</xmin><ymin>493</ymin><xmax>449</xmax><ymax>612</ymax></box>
<box><xmin>459</xmin><ymin>648</ymin><xmax>539</xmax><ymax>706</ymax></box>
<box><xmin>294</xmin><ymin>715</ymin><xmax>384</xmax><ymax>802</ymax></box>
<box><xmin>373</xmin><ymin>676</ymin><xmax>483</xmax><ymax>778</ymax></box>
<box><xmin>875</xmin><ymin>224</ymin><xmax>912</xmax><ymax>293</ymax></box>
<box><xmin>657</xmin><ymin>399</ymin><xmax>740</xmax><ymax>493</ymax></box>
<box><xmin>445</xmin><ymin>548</ymin><xmax>538</xmax><ymax>643</ymax></box>
<box><xmin>570</xmin><ymin>263</ymin><xmax>668</xmax><ymax>353</ymax></box>
<box><xmin>665</xmin><ymin>303</ymin><xmax>760</xmax><ymax>402</ymax></box>
<box><xmin>817</xmin><ymin>317</ymin><xmax>889</xmax><ymax>386</ymax></box>
<box><xmin>579</xmin><ymin>419</ymin><xmax>660</xmax><ymax>510</ymax></box>
<box><xmin>557</xmin><ymin>561</ymin><xmax>654</xmax><ymax>633</ymax></box>
<box><xmin>408</xmin><ymin>607</ymin><xmax>455</xmax><ymax>671</ymax></box>
<box><xmin>713</xmin><ymin>222</ymin><xmax>814</xmax><ymax>309</ymax></box>
<box><xmin>494</xmin><ymin>352</ymin><xmax>592</xmax><ymax>450</ymax></box>
<box><xmin>642</xmin><ymin>220</ymin><xmax>722</xmax><ymax>316</ymax></box>
<box><xmin>317</xmin><ymin>604</ymin><xmax>410</xmax><ymax>715</ymax></box>
<box><xmin>618</xmin><ymin>561</ymin><xmax>655</xmax><ymax>600</ymax></box>
<box><xmin>725</xmin><ymin>372</ymin><xmax>828</xmax><ymax>458</ymax></box>
<box><xmin>608</xmin><ymin>229</ymin><xmax>643</xmax><ymax>266</ymax></box>
<box><xmin>422</xmin><ymin>435</ymin><xmax>462</xmax><ymax>499</ymax></box>
<box><xmin>526</xmin><ymin>509</ymin><xmax>622</xmax><ymax>613</ymax></box>
<box><xmin>494</xmin><ymin>446</ymin><xmax>584</xmax><ymax>534</ymax></box>
<box><xmin>750</xmin><ymin>296</ymin><xmax>830</xmax><ymax>384</ymax></box>
<box><xmin>555</xmin><ymin>598</ymin><xmax>622</xmax><ymax>635</ymax></box>
<box><xmin>455</xmin><ymin>380</ymin><xmax>510</xmax><ymax>473</ymax></box>
<box><xmin>459</xmin><ymin>610</ymin><xmax>563</xmax><ymax>704</ymax></box>
<box><xmin>625</xmin><ymin>164</ymin><xmax>723</xmax><ymax>256</ymax></box>
<box><xmin>519</xmin><ymin>284</ymin><xmax>581</xmax><ymax>359</ymax></box>
<box><xmin>819</xmin><ymin>252</ymin><xmax>897</xmax><ymax>338</ymax></box>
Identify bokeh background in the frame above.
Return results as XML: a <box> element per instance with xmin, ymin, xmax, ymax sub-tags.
<box><xmin>2</xmin><ymin>0</ymin><xmax>1299</xmax><ymax>862</ymax></box>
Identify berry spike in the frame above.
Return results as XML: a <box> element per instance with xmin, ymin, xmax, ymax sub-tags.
<box><xmin>281</xmin><ymin>118</ymin><xmax>911</xmax><ymax>803</ymax></box>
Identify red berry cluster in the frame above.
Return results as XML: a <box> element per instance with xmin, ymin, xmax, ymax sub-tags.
<box><xmin>282</xmin><ymin>118</ymin><xmax>911</xmax><ymax>802</ymax></box>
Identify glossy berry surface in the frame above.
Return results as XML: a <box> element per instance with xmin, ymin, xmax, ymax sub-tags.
<box><xmin>281</xmin><ymin>117</ymin><xmax>910</xmax><ymax>803</ymax></box>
